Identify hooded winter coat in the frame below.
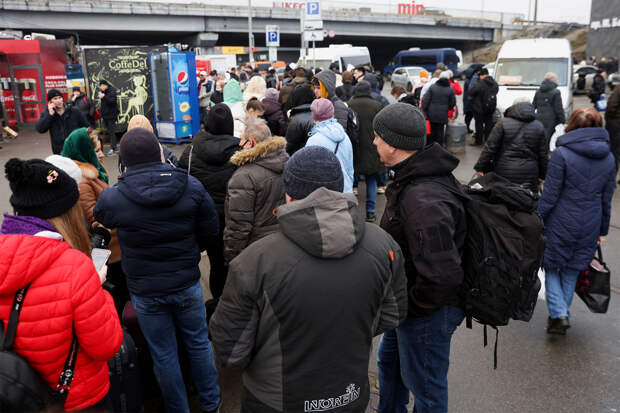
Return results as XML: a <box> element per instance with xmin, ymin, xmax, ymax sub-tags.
<box><xmin>99</xmin><ymin>86</ymin><xmax>119</xmax><ymax>120</ymax></box>
<box><xmin>36</xmin><ymin>106</ymin><xmax>89</xmax><ymax>154</ymax></box>
<box><xmin>223</xmin><ymin>79</ymin><xmax>246</xmax><ymax>138</ymax></box>
<box><xmin>468</xmin><ymin>76</ymin><xmax>499</xmax><ymax>115</ymax></box>
<box><xmin>380</xmin><ymin>143</ymin><xmax>467</xmax><ymax>317</ymax></box>
<box><xmin>94</xmin><ymin>162</ymin><xmax>220</xmax><ymax>297</ymax></box>
<box><xmin>211</xmin><ymin>188</ymin><xmax>408</xmax><ymax>413</ymax></box>
<box><xmin>306</xmin><ymin>118</ymin><xmax>354</xmax><ymax>193</ymax></box>
<box><xmin>347</xmin><ymin>83</ymin><xmax>385</xmax><ymax>175</ymax></box>
<box><xmin>224</xmin><ymin>136</ymin><xmax>289</xmax><ymax>264</ymax></box>
<box><xmin>532</xmin><ymin>79</ymin><xmax>566</xmax><ymax>138</ymax></box>
<box><xmin>178</xmin><ymin>104</ymin><xmax>240</xmax><ymax>220</ymax></box>
<box><xmin>262</xmin><ymin>95</ymin><xmax>287</xmax><ymax>136</ymax></box>
<box><xmin>0</xmin><ymin>216</ymin><xmax>123</xmax><ymax>411</ymax></box>
<box><xmin>315</xmin><ymin>70</ymin><xmax>349</xmax><ymax>130</ymax></box>
<box><xmin>422</xmin><ymin>78</ymin><xmax>457</xmax><ymax>125</ymax></box>
<box><xmin>463</xmin><ymin>73</ymin><xmax>479</xmax><ymax>114</ymax></box>
<box><xmin>474</xmin><ymin>102</ymin><xmax>548</xmax><ymax>191</ymax></box>
<box><xmin>336</xmin><ymin>82</ymin><xmax>354</xmax><ymax>102</ymax></box>
<box><xmin>285</xmin><ymin>104</ymin><xmax>315</xmax><ymax>155</ymax></box>
<box><xmin>538</xmin><ymin>127</ymin><xmax>616</xmax><ymax>272</ymax></box>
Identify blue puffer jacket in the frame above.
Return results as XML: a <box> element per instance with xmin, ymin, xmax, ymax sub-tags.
<box><xmin>306</xmin><ymin>118</ymin><xmax>354</xmax><ymax>193</ymax></box>
<box><xmin>538</xmin><ymin>127</ymin><xmax>616</xmax><ymax>272</ymax></box>
<box><xmin>94</xmin><ymin>162</ymin><xmax>219</xmax><ymax>297</ymax></box>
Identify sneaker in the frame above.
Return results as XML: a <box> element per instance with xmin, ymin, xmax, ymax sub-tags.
<box><xmin>547</xmin><ymin>316</ymin><xmax>569</xmax><ymax>335</ymax></box>
<box><xmin>377</xmin><ymin>186</ymin><xmax>386</xmax><ymax>195</ymax></box>
<box><xmin>105</xmin><ymin>149</ymin><xmax>115</xmax><ymax>156</ymax></box>
<box><xmin>365</xmin><ymin>212</ymin><xmax>376</xmax><ymax>223</ymax></box>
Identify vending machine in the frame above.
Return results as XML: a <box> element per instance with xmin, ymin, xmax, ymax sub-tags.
<box><xmin>149</xmin><ymin>51</ymin><xmax>200</xmax><ymax>143</ymax></box>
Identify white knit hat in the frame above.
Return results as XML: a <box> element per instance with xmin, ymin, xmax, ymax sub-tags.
<box><xmin>45</xmin><ymin>155</ymin><xmax>82</xmax><ymax>184</ymax></box>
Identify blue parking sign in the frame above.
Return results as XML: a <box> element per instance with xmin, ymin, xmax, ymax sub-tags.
<box><xmin>266</xmin><ymin>25</ymin><xmax>280</xmax><ymax>47</ymax></box>
<box><xmin>307</xmin><ymin>1</ymin><xmax>320</xmax><ymax>15</ymax></box>
<box><xmin>268</xmin><ymin>32</ymin><xmax>278</xmax><ymax>42</ymax></box>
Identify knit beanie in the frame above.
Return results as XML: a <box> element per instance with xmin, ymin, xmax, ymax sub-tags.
<box><xmin>311</xmin><ymin>98</ymin><xmax>334</xmax><ymax>122</ymax></box>
<box><xmin>127</xmin><ymin>115</ymin><xmax>154</xmax><ymax>133</ymax></box>
<box><xmin>265</xmin><ymin>88</ymin><xmax>280</xmax><ymax>101</ymax></box>
<box><xmin>44</xmin><ymin>155</ymin><xmax>82</xmax><ymax>184</ymax></box>
<box><xmin>373</xmin><ymin>103</ymin><xmax>427</xmax><ymax>150</ymax></box>
<box><xmin>47</xmin><ymin>89</ymin><xmax>63</xmax><ymax>102</ymax></box>
<box><xmin>283</xmin><ymin>146</ymin><xmax>343</xmax><ymax>200</ymax></box>
<box><xmin>5</xmin><ymin>158</ymin><xmax>79</xmax><ymax>219</ymax></box>
<box><xmin>291</xmin><ymin>85</ymin><xmax>316</xmax><ymax>108</ymax></box>
<box><xmin>119</xmin><ymin>127</ymin><xmax>162</xmax><ymax>168</ymax></box>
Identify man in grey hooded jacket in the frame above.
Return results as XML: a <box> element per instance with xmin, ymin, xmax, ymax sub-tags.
<box><xmin>210</xmin><ymin>146</ymin><xmax>407</xmax><ymax>413</ymax></box>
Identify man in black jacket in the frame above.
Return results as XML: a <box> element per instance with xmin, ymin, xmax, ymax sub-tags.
<box><xmin>422</xmin><ymin>71</ymin><xmax>456</xmax><ymax>146</ymax></box>
<box><xmin>210</xmin><ymin>146</ymin><xmax>407</xmax><ymax>413</ymax></box>
<box><xmin>373</xmin><ymin>103</ymin><xmax>466</xmax><ymax>413</ymax></box>
<box><xmin>36</xmin><ymin>89</ymin><xmax>89</xmax><ymax>154</ymax></box>
<box><xmin>532</xmin><ymin>72</ymin><xmax>566</xmax><ymax>140</ymax></box>
<box><xmin>69</xmin><ymin>86</ymin><xmax>96</xmax><ymax>127</ymax></box>
<box><xmin>468</xmin><ymin>68</ymin><xmax>499</xmax><ymax>146</ymax></box>
<box><xmin>284</xmin><ymin>85</ymin><xmax>316</xmax><ymax>155</ymax></box>
<box><xmin>98</xmin><ymin>80</ymin><xmax>120</xmax><ymax>155</ymax></box>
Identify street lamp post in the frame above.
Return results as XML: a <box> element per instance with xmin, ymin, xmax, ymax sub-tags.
<box><xmin>248</xmin><ymin>0</ymin><xmax>255</xmax><ymax>67</ymax></box>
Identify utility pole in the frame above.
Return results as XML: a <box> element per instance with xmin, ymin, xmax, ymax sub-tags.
<box><xmin>248</xmin><ymin>0</ymin><xmax>255</xmax><ymax>67</ymax></box>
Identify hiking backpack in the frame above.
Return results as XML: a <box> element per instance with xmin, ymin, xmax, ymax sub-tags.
<box><xmin>481</xmin><ymin>87</ymin><xmax>497</xmax><ymax>115</ymax></box>
<box><xmin>459</xmin><ymin>173</ymin><xmax>545</xmax><ymax>367</ymax></box>
<box><xmin>0</xmin><ymin>284</ymin><xmax>78</xmax><ymax>412</ymax></box>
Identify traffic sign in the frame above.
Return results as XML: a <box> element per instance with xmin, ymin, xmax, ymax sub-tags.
<box><xmin>303</xmin><ymin>30</ymin><xmax>324</xmax><ymax>42</ymax></box>
<box><xmin>306</xmin><ymin>1</ymin><xmax>321</xmax><ymax>20</ymax></box>
<box><xmin>304</xmin><ymin>19</ymin><xmax>323</xmax><ymax>31</ymax></box>
<box><xmin>266</xmin><ymin>25</ymin><xmax>280</xmax><ymax>47</ymax></box>
<box><xmin>269</xmin><ymin>47</ymin><xmax>277</xmax><ymax>63</ymax></box>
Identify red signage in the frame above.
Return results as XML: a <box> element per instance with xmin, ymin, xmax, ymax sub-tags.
<box><xmin>398</xmin><ymin>1</ymin><xmax>425</xmax><ymax>15</ymax></box>
<box><xmin>272</xmin><ymin>2</ymin><xmax>304</xmax><ymax>8</ymax></box>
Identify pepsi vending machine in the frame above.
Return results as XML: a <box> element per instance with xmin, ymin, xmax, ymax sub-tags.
<box><xmin>149</xmin><ymin>51</ymin><xmax>200</xmax><ymax>143</ymax></box>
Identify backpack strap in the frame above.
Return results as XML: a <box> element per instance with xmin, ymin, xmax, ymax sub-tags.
<box><xmin>55</xmin><ymin>335</ymin><xmax>79</xmax><ymax>404</ymax></box>
<box><xmin>187</xmin><ymin>144</ymin><xmax>194</xmax><ymax>176</ymax></box>
<box><xmin>334</xmin><ymin>141</ymin><xmax>340</xmax><ymax>155</ymax></box>
<box><xmin>1</xmin><ymin>283</ymin><xmax>31</xmax><ymax>351</ymax></box>
<box><xmin>82</xmin><ymin>97</ymin><xmax>90</xmax><ymax>109</ymax></box>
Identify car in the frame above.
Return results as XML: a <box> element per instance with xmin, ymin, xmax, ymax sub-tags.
<box><xmin>573</xmin><ymin>65</ymin><xmax>598</xmax><ymax>94</ymax></box>
<box><xmin>390</xmin><ymin>66</ymin><xmax>426</xmax><ymax>91</ymax></box>
<box><xmin>608</xmin><ymin>72</ymin><xmax>620</xmax><ymax>90</ymax></box>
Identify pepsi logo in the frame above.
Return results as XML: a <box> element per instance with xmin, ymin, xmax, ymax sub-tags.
<box><xmin>177</xmin><ymin>71</ymin><xmax>188</xmax><ymax>84</ymax></box>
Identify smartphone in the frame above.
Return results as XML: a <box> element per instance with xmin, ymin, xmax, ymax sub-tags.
<box><xmin>92</xmin><ymin>248</ymin><xmax>112</xmax><ymax>272</ymax></box>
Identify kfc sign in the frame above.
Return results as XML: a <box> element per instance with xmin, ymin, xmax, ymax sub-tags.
<box><xmin>398</xmin><ymin>1</ymin><xmax>425</xmax><ymax>15</ymax></box>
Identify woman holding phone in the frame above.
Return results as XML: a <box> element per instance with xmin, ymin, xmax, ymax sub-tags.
<box><xmin>0</xmin><ymin>158</ymin><xmax>122</xmax><ymax>411</ymax></box>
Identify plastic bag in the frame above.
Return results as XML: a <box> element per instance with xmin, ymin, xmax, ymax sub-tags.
<box><xmin>596</xmin><ymin>94</ymin><xmax>607</xmax><ymax>112</ymax></box>
<box><xmin>549</xmin><ymin>124</ymin><xmax>566</xmax><ymax>152</ymax></box>
<box><xmin>538</xmin><ymin>268</ymin><xmax>546</xmax><ymax>301</ymax></box>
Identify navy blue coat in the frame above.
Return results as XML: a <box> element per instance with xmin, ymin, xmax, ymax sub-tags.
<box><xmin>538</xmin><ymin>127</ymin><xmax>616</xmax><ymax>272</ymax></box>
<box><xmin>94</xmin><ymin>162</ymin><xmax>219</xmax><ymax>297</ymax></box>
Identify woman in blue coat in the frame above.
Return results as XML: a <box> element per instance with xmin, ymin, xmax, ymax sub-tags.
<box><xmin>538</xmin><ymin>107</ymin><xmax>616</xmax><ymax>335</ymax></box>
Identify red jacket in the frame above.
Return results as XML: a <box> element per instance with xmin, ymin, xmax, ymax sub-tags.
<box><xmin>448</xmin><ymin>80</ymin><xmax>463</xmax><ymax>119</ymax></box>
<box><xmin>0</xmin><ymin>235</ymin><xmax>123</xmax><ymax>411</ymax></box>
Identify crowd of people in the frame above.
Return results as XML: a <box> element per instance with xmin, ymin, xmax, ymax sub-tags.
<box><xmin>1</xmin><ymin>57</ymin><xmax>617</xmax><ymax>413</ymax></box>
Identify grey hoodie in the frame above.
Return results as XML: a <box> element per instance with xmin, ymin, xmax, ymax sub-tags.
<box><xmin>315</xmin><ymin>70</ymin><xmax>350</xmax><ymax>130</ymax></box>
<box><xmin>211</xmin><ymin>187</ymin><xmax>407</xmax><ymax>413</ymax></box>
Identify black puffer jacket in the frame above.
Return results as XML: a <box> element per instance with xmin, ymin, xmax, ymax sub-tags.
<box><xmin>178</xmin><ymin>103</ymin><xmax>240</xmax><ymax>220</ymax></box>
<box><xmin>422</xmin><ymin>78</ymin><xmax>456</xmax><ymax>124</ymax></box>
<box><xmin>336</xmin><ymin>83</ymin><xmax>354</xmax><ymax>102</ymax></box>
<box><xmin>532</xmin><ymin>79</ymin><xmax>565</xmax><ymax>138</ymax></box>
<box><xmin>474</xmin><ymin>102</ymin><xmax>548</xmax><ymax>191</ymax></box>
<box><xmin>211</xmin><ymin>188</ymin><xmax>407</xmax><ymax>413</ymax></box>
<box><xmin>224</xmin><ymin>136</ymin><xmax>289</xmax><ymax>264</ymax></box>
<box><xmin>262</xmin><ymin>97</ymin><xmax>287</xmax><ymax>136</ymax></box>
<box><xmin>348</xmin><ymin>83</ymin><xmax>385</xmax><ymax>175</ymax></box>
<box><xmin>99</xmin><ymin>86</ymin><xmax>119</xmax><ymax>120</ymax></box>
<box><xmin>380</xmin><ymin>143</ymin><xmax>466</xmax><ymax>318</ymax></box>
<box><xmin>468</xmin><ymin>76</ymin><xmax>499</xmax><ymax>115</ymax></box>
<box><xmin>285</xmin><ymin>104</ymin><xmax>314</xmax><ymax>155</ymax></box>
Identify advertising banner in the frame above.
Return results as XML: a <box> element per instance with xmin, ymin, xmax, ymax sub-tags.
<box><xmin>84</xmin><ymin>46</ymin><xmax>165</xmax><ymax>132</ymax></box>
<box><xmin>587</xmin><ymin>0</ymin><xmax>620</xmax><ymax>60</ymax></box>
<box><xmin>169</xmin><ymin>52</ymin><xmax>200</xmax><ymax>138</ymax></box>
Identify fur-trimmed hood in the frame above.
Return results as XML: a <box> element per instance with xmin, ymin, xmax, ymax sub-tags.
<box><xmin>230</xmin><ymin>136</ymin><xmax>289</xmax><ymax>172</ymax></box>
<box><xmin>74</xmin><ymin>160</ymin><xmax>99</xmax><ymax>181</ymax></box>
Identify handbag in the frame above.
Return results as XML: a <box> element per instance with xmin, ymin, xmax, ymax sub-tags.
<box><xmin>84</xmin><ymin>97</ymin><xmax>102</xmax><ymax>121</ymax></box>
<box><xmin>575</xmin><ymin>246</ymin><xmax>611</xmax><ymax>313</ymax></box>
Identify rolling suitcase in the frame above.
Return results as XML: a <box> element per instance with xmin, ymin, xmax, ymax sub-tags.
<box><xmin>108</xmin><ymin>330</ymin><xmax>144</xmax><ymax>413</ymax></box>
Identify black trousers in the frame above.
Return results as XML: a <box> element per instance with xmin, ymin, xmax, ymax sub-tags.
<box><xmin>103</xmin><ymin>118</ymin><xmax>117</xmax><ymax>150</ymax></box>
<box><xmin>428</xmin><ymin>122</ymin><xmax>446</xmax><ymax>146</ymax></box>
<box><xmin>206</xmin><ymin>224</ymin><xmax>228</xmax><ymax>300</ymax></box>
<box><xmin>464</xmin><ymin>111</ymin><xmax>474</xmax><ymax>130</ymax></box>
<box><xmin>473</xmin><ymin>112</ymin><xmax>494</xmax><ymax>144</ymax></box>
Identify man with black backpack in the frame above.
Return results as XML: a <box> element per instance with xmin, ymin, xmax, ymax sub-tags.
<box><xmin>373</xmin><ymin>103</ymin><xmax>466</xmax><ymax>413</ymax></box>
<box><xmin>468</xmin><ymin>68</ymin><xmax>499</xmax><ymax>146</ymax></box>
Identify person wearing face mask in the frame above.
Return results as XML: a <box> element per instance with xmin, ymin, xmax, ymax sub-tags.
<box><xmin>36</xmin><ymin>89</ymin><xmax>89</xmax><ymax>154</ymax></box>
<box><xmin>223</xmin><ymin>118</ymin><xmax>289</xmax><ymax>264</ymax></box>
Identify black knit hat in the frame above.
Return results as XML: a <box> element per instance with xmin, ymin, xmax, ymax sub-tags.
<box><xmin>120</xmin><ymin>128</ymin><xmax>162</xmax><ymax>168</ymax></box>
<box><xmin>291</xmin><ymin>85</ymin><xmax>315</xmax><ymax>108</ymax></box>
<box><xmin>283</xmin><ymin>146</ymin><xmax>343</xmax><ymax>200</ymax></box>
<box><xmin>46</xmin><ymin>89</ymin><xmax>63</xmax><ymax>102</ymax></box>
<box><xmin>5</xmin><ymin>158</ymin><xmax>79</xmax><ymax>219</ymax></box>
<box><xmin>373</xmin><ymin>103</ymin><xmax>427</xmax><ymax>150</ymax></box>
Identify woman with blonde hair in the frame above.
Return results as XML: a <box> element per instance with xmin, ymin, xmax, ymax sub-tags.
<box><xmin>0</xmin><ymin>158</ymin><xmax>122</xmax><ymax>411</ymax></box>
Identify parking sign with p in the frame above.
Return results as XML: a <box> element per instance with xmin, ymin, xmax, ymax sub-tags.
<box><xmin>306</xmin><ymin>1</ymin><xmax>321</xmax><ymax>20</ymax></box>
<box><xmin>266</xmin><ymin>25</ymin><xmax>280</xmax><ymax>47</ymax></box>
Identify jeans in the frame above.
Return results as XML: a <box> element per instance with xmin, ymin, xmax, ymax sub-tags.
<box><xmin>378</xmin><ymin>306</ymin><xmax>465</xmax><ymax>413</ymax></box>
<box><xmin>103</xmin><ymin>118</ymin><xmax>117</xmax><ymax>150</ymax></box>
<box><xmin>378</xmin><ymin>170</ymin><xmax>388</xmax><ymax>187</ymax></box>
<box><xmin>131</xmin><ymin>282</ymin><xmax>221</xmax><ymax>413</ymax></box>
<box><xmin>360</xmin><ymin>173</ymin><xmax>378</xmax><ymax>213</ymax></box>
<box><xmin>545</xmin><ymin>268</ymin><xmax>580</xmax><ymax>319</ymax></box>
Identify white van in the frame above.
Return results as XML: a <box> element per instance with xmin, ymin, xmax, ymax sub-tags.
<box><xmin>298</xmin><ymin>45</ymin><xmax>371</xmax><ymax>72</ymax></box>
<box><xmin>493</xmin><ymin>38</ymin><xmax>573</xmax><ymax>117</ymax></box>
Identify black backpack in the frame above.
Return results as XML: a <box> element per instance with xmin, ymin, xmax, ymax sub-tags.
<box><xmin>0</xmin><ymin>284</ymin><xmax>78</xmax><ymax>412</ymax></box>
<box><xmin>481</xmin><ymin>87</ymin><xmax>497</xmax><ymax>115</ymax></box>
<box><xmin>459</xmin><ymin>173</ymin><xmax>544</xmax><ymax>367</ymax></box>
<box><xmin>345</xmin><ymin>105</ymin><xmax>360</xmax><ymax>147</ymax></box>
<box><xmin>415</xmin><ymin>173</ymin><xmax>544</xmax><ymax>368</ymax></box>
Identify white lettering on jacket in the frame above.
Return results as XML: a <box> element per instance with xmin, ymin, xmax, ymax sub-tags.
<box><xmin>304</xmin><ymin>384</ymin><xmax>360</xmax><ymax>412</ymax></box>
